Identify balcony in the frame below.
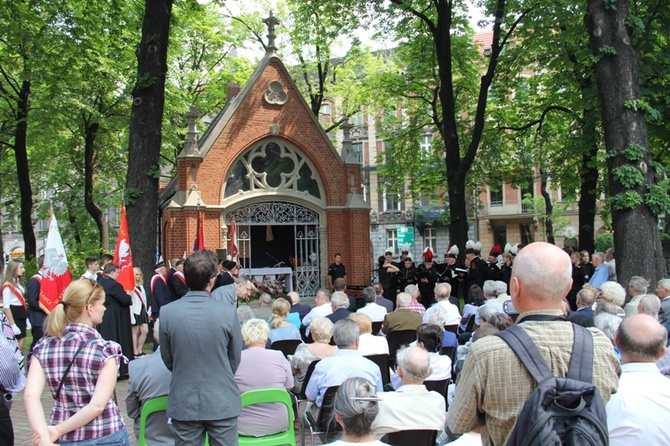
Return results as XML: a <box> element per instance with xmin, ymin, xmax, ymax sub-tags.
<box><xmin>481</xmin><ymin>200</ymin><xmax>578</xmax><ymax>217</ymax></box>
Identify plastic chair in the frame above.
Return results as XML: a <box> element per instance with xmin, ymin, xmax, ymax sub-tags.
<box><xmin>371</xmin><ymin>321</ymin><xmax>383</xmax><ymax>335</ymax></box>
<box><xmin>381</xmin><ymin>429</ymin><xmax>438</xmax><ymax>446</ymax></box>
<box><xmin>444</xmin><ymin>324</ymin><xmax>459</xmax><ymax>334</ymax></box>
<box><xmin>138</xmin><ymin>396</ymin><xmax>209</xmax><ymax>446</ymax></box>
<box><xmin>424</xmin><ymin>378</ymin><xmax>450</xmax><ymax>405</ymax></box>
<box><xmin>300</xmin><ymin>385</ymin><xmax>341</xmax><ymax>446</ymax></box>
<box><xmin>386</xmin><ymin>329</ymin><xmax>417</xmax><ymax>369</ymax></box>
<box><xmin>270</xmin><ymin>339</ymin><xmax>302</xmax><ymax>359</ymax></box>
<box><xmin>364</xmin><ymin>353</ymin><xmax>391</xmax><ymax>386</ymax></box>
<box><xmin>238</xmin><ymin>388</ymin><xmax>296</xmax><ymax>446</ymax></box>
<box><xmin>138</xmin><ymin>396</ymin><xmax>168</xmax><ymax>446</ymax></box>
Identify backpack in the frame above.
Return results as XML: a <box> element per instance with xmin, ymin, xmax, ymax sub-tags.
<box><xmin>496</xmin><ymin>323</ymin><xmax>609</xmax><ymax>446</ymax></box>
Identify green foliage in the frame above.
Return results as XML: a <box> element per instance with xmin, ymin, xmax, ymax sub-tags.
<box><xmin>622</xmin><ymin>143</ymin><xmax>646</xmax><ymax>161</ymax></box>
<box><xmin>124</xmin><ymin>188</ymin><xmax>143</xmax><ymax>206</ymax></box>
<box><xmin>624</xmin><ymin>99</ymin><xmax>662</xmax><ymax>122</ymax></box>
<box><xmin>135</xmin><ymin>73</ymin><xmax>157</xmax><ymax>91</ymax></box>
<box><xmin>610</xmin><ymin>190</ymin><xmax>643</xmax><ymax>210</ymax></box>
<box><xmin>612</xmin><ymin>165</ymin><xmax>645</xmax><ymax>189</ymax></box>
<box><xmin>599</xmin><ymin>45</ymin><xmax>617</xmax><ymax>56</ymax></box>
<box><xmin>594</xmin><ymin>232</ymin><xmax>614</xmax><ymax>252</ymax></box>
<box><xmin>645</xmin><ymin>179</ymin><xmax>670</xmax><ymax>216</ymax></box>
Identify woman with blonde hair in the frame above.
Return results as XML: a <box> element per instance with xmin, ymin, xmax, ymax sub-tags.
<box><xmin>2</xmin><ymin>258</ymin><xmax>28</xmax><ymax>348</ymax></box>
<box><xmin>130</xmin><ymin>267</ymin><xmax>149</xmax><ymax>357</ymax></box>
<box><xmin>268</xmin><ymin>297</ymin><xmax>301</xmax><ymax>344</ymax></box>
<box><xmin>24</xmin><ymin>279</ymin><xmax>130</xmax><ymax>445</ymax></box>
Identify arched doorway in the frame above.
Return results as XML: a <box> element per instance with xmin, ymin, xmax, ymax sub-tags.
<box><xmin>226</xmin><ymin>202</ymin><xmax>321</xmax><ymax>298</ymax></box>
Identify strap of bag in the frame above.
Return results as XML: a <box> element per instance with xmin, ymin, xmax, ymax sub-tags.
<box><xmin>565</xmin><ymin>324</ymin><xmax>594</xmax><ymax>382</ymax></box>
<box><xmin>55</xmin><ymin>340</ymin><xmax>93</xmax><ymax>400</ymax></box>
<box><xmin>496</xmin><ymin>325</ymin><xmax>554</xmax><ymax>384</ymax></box>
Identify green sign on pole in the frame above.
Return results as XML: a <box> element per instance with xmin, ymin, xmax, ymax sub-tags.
<box><xmin>397</xmin><ymin>226</ymin><xmax>414</xmax><ymax>249</ymax></box>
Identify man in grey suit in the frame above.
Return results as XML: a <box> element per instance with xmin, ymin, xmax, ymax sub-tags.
<box><xmin>160</xmin><ymin>250</ymin><xmax>243</xmax><ymax>446</ymax></box>
<box><xmin>126</xmin><ymin>320</ymin><xmax>175</xmax><ymax>445</ymax></box>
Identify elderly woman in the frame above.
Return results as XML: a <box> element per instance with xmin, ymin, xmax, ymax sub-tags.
<box><xmin>326</xmin><ymin>377</ymin><xmax>387</xmax><ymax>445</ymax></box>
<box><xmin>268</xmin><ymin>298</ymin><xmax>301</xmax><ymax>344</ymax></box>
<box><xmin>291</xmin><ymin>317</ymin><xmax>337</xmax><ymax>394</ymax></box>
<box><xmin>235</xmin><ymin>319</ymin><xmax>293</xmax><ymax>437</ymax></box>
<box><xmin>391</xmin><ymin>323</ymin><xmax>451</xmax><ymax>389</ymax></box>
<box><xmin>599</xmin><ymin>281</ymin><xmax>626</xmax><ymax>317</ymax></box>
<box><xmin>349</xmin><ymin>313</ymin><xmax>388</xmax><ymax>356</ymax></box>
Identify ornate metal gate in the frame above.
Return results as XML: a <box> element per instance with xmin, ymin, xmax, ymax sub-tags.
<box><xmin>226</xmin><ymin>202</ymin><xmax>321</xmax><ymax>298</ymax></box>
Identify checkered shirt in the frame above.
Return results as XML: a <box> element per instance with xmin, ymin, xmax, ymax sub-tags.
<box><xmin>408</xmin><ymin>298</ymin><xmax>426</xmax><ymax>315</ymax></box>
<box><xmin>33</xmin><ymin>323</ymin><xmax>127</xmax><ymax>442</ymax></box>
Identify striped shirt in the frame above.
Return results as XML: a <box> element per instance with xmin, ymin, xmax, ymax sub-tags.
<box><xmin>448</xmin><ymin>310</ymin><xmax>621</xmax><ymax>446</ymax></box>
<box><xmin>33</xmin><ymin>323</ymin><xmax>127</xmax><ymax>442</ymax></box>
<box><xmin>0</xmin><ymin>312</ymin><xmax>25</xmax><ymax>393</ymax></box>
<box><xmin>0</xmin><ymin>312</ymin><xmax>24</xmax><ymax>378</ymax></box>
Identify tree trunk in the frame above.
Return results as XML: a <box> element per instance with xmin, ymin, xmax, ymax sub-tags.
<box><xmin>126</xmin><ymin>0</ymin><xmax>173</xmax><ymax>294</ymax></box>
<box><xmin>84</xmin><ymin>122</ymin><xmax>108</xmax><ymax>249</ymax></box>
<box><xmin>585</xmin><ymin>0</ymin><xmax>667</xmax><ymax>286</ymax></box>
<box><xmin>578</xmin><ymin>143</ymin><xmax>598</xmax><ymax>253</ymax></box>
<box><xmin>540</xmin><ymin>169</ymin><xmax>555</xmax><ymax>244</ymax></box>
<box><xmin>14</xmin><ymin>79</ymin><xmax>36</xmax><ymax>260</ymax></box>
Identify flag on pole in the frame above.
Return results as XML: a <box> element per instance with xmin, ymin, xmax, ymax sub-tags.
<box><xmin>40</xmin><ymin>212</ymin><xmax>73</xmax><ymax>314</ymax></box>
<box><xmin>193</xmin><ymin>211</ymin><xmax>204</xmax><ymax>252</ymax></box>
<box><xmin>113</xmin><ymin>204</ymin><xmax>134</xmax><ymax>293</ymax></box>
<box><xmin>228</xmin><ymin>220</ymin><xmax>238</xmax><ymax>258</ymax></box>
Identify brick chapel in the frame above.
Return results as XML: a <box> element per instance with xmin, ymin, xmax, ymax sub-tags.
<box><xmin>159</xmin><ymin>17</ymin><xmax>371</xmax><ymax>297</ymax></box>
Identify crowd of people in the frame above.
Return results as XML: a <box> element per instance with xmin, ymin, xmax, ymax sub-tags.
<box><xmin>1</xmin><ymin>241</ymin><xmax>670</xmax><ymax>445</ymax></box>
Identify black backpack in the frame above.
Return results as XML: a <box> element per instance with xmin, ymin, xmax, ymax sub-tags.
<box><xmin>496</xmin><ymin>323</ymin><xmax>609</xmax><ymax>446</ymax></box>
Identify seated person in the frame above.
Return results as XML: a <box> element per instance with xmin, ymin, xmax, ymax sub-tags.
<box><xmin>425</xmin><ymin>305</ymin><xmax>458</xmax><ymax>349</ymax></box>
<box><xmin>235</xmin><ymin>319</ymin><xmax>294</xmax><ymax>437</ymax></box>
<box><xmin>392</xmin><ymin>324</ymin><xmax>451</xmax><ymax>390</ymax></box>
<box><xmin>326</xmin><ymin>377</ymin><xmax>385</xmax><ymax>446</ymax></box>
<box><xmin>373</xmin><ymin>346</ymin><xmax>445</xmax><ymax>438</ymax></box>
<box><xmin>349</xmin><ymin>313</ymin><xmax>389</xmax><ymax>356</ymax></box>
<box><xmin>268</xmin><ymin>298</ymin><xmax>302</xmax><ymax>344</ymax></box>
<box><xmin>291</xmin><ymin>317</ymin><xmax>337</xmax><ymax>395</ymax></box>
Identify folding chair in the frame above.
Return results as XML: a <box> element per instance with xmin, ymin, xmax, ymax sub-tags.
<box><xmin>300</xmin><ymin>386</ymin><xmax>341</xmax><ymax>446</ymax></box>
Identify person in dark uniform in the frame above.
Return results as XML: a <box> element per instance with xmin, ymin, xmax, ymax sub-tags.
<box><xmin>416</xmin><ymin>248</ymin><xmax>439</xmax><ymax>309</ymax></box>
<box><xmin>214</xmin><ymin>260</ymin><xmax>237</xmax><ymax>290</ymax></box>
<box><xmin>486</xmin><ymin>244</ymin><xmax>502</xmax><ymax>281</ymax></box>
<box><xmin>97</xmin><ymin>263</ymin><xmax>134</xmax><ymax>378</ymax></box>
<box><xmin>378</xmin><ymin>252</ymin><xmax>399</xmax><ymax>302</ymax></box>
<box><xmin>168</xmin><ymin>259</ymin><xmax>188</xmax><ymax>301</ymax></box>
<box><xmin>397</xmin><ymin>257</ymin><xmax>417</xmax><ymax>291</ymax></box>
<box><xmin>499</xmin><ymin>248</ymin><xmax>514</xmax><ymax>294</ymax></box>
<box><xmin>27</xmin><ymin>255</ymin><xmax>47</xmax><ymax>361</ymax></box>
<box><xmin>465</xmin><ymin>241</ymin><xmax>486</xmax><ymax>295</ymax></box>
<box><xmin>327</xmin><ymin>253</ymin><xmax>346</xmax><ymax>290</ymax></box>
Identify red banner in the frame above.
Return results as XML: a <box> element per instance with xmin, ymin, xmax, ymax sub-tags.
<box><xmin>193</xmin><ymin>211</ymin><xmax>204</xmax><ymax>252</ymax></box>
<box><xmin>228</xmin><ymin>220</ymin><xmax>238</xmax><ymax>258</ymax></box>
<box><xmin>40</xmin><ymin>213</ymin><xmax>73</xmax><ymax>313</ymax></box>
<box><xmin>113</xmin><ymin>204</ymin><xmax>135</xmax><ymax>293</ymax></box>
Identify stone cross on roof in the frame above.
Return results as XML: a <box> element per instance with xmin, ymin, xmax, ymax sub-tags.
<box><xmin>263</xmin><ymin>11</ymin><xmax>280</xmax><ymax>54</ymax></box>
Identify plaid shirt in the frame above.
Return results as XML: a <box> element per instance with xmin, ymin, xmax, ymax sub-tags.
<box><xmin>448</xmin><ymin>310</ymin><xmax>621</xmax><ymax>446</ymax></box>
<box><xmin>33</xmin><ymin>323</ymin><xmax>127</xmax><ymax>442</ymax></box>
<box><xmin>408</xmin><ymin>298</ymin><xmax>426</xmax><ymax>316</ymax></box>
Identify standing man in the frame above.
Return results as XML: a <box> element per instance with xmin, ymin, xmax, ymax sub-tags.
<box><xmin>80</xmin><ymin>256</ymin><xmax>99</xmax><ymax>282</ymax></box>
<box><xmin>169</xmin><ymin>259</ymin><xmax>188</xmax><ymax>301</ymax></box>
<box><xmin>160</xmin><ymin>250</ymin><xmax>243</xmax><ymax>446</ymax></box>
<box><xmin>587</xmin><ymin>252</ymin><xmax>609</xmax><ymax>292</ymax></box>
<box><xmin>448</xmin><ymin>242</ymin><xmax>620</xmax><ymax>444</ymax></box>
<box><xmin>657</xmin><ymin>279</ymin><xmax>670</xmax><ymax>323</ymax></box>
<box><xmin>26</xmin><ymin>255</ymin><xmax>47</xmax><ymax>358</ymax></box>
<box><xmin>327</xmin><ymin>253</ymin><xmax>346</xmax><ymax>290</ymax></box>
<box><xmin>150</xmin><ymin>261</ymin><xmax>170</xmax><ymax>320</ymax></box>
<box><xmin>97</xmin><ymin>263</ymin><xmax>134</xmax><ymax>377</ymax></box>
<box><xmin>464</xmin><ymin>242</ymin><xmax>486</xmax><ymax>294</ymax></box>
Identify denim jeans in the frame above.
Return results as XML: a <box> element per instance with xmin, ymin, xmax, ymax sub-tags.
<box><xmin>58</xmin><ymin>428</ymin><xmax>131</xmax><ymax>445</ymax></box>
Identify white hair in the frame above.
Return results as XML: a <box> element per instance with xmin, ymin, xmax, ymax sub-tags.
<box><xmin>600</xmin><ymin>281</ymin><xmax>626</xmax><ymax>307</ymax></box>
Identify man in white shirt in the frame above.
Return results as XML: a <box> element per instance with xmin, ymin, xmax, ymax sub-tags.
<box><xmin>623</xmin><ymin>276</ymin><xmax>648</xmax><ymax>317</ymax></box>
<box><xmin>372</xmin><ymin>345</ymin><xmax>445</xmax><ymax>438</ymax></box>
<box><xmin>607</xmin><ymin>314</ymin><xmax>670</xmax><ymax>445</ymax></box>
<box><xmin>357</xmin><ymin>286</ymin><xmax>388</xmax><ymax>322</ymax></box>
<box><xmin>301</xmin><ymin>289</ymin><xmax>333</xmax><ymax>336</ymax></box>
<box><xmin>423</xmin><ymin>283</ymin><xmax>460</xmax><ymax>325</ymax></box>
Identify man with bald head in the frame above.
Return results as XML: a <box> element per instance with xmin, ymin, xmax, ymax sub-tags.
<box><xmin>607</xmin><ymin>314</ymin><xmax>670</xmax><ymax>444</ymax></box>
<box><xmin>448</xmin><ymin>242</ymin><xmax>620</xmax><ymax>445</ymax></box>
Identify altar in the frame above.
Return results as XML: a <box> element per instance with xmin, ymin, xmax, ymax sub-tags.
<box><xmin>241</xmin><ymin>267</ymin><xmax>294</xmax><ymax>293</ymax></box>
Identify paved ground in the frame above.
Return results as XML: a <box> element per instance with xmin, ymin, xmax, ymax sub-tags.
<box><xmin>9</xmin><ymin>297</ymin><xmax>319</xmax><ymax>446</ymax></box>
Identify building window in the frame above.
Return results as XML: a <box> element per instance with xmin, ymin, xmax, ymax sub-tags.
<box><xmin>352</xmin><ymin>142</ymin><xmax>363</xmax><ymax>164</ymax></box>
<box><xmin>424</xmin><ymin>227</ymin><xmax>436</xmax><ymax>250</ymax></box>
<box><xmin>350</xmin><ymin>111</ymin><xmax>364</xmax><ymax>126</ymax></box>
<box><xmin>320</xmin><ymin>103</ymin><xmax>331</xmax><ymax>115</ymax></box>
<box><xmin>420</xmin><ymin>133</ymin><xmax>433</xmax><ymax>155</ymax></box>
<box><xmin>489</xmin><ymin>178</ymin><xmax>503</xmax><ymax>206</ymax></box>
<box><xmin>521</xmin><ymin>177</ymin><xmax>534</xmax><ymax>213</ymax></box>
<box><xmin>386</xmin><ymin>229</ymin><xmax>398</xmax><ymax>254</ymax></box>
<box><xmin>382</xmin><ymin>190</ymin><xmax>402</xmax><ymax>212</ymax></box>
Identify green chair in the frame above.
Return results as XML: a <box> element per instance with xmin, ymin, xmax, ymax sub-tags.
<box><xmin>238</xmin><ymin>388</ymin><xmax>296</xmax><ymax>446</ymax></box>
<box><xmin>137</xmin><ymin>395</ymin><xmax>168</xmax><ymax>446</ymax></box>
<box><xmin>138</xmin><ymin>395</ymin><xmax>210</xmax><ymax>446</ymax></box>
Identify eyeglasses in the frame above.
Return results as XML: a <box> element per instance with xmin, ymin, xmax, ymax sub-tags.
<box><xmin>85</xmin><ymin>282</ymin><xmax>100</xmax><ymax>307</ymax></box>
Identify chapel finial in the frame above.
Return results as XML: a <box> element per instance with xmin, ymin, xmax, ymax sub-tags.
<box><xmin>263</xmin><ymin>11</ymin><xmax>280</xmax><ymax>54</ymax></box>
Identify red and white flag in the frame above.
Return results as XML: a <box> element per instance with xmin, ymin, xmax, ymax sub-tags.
<box><xmin>228</xmin><ymin>220</ymin><xmax>238</xmax><ymax>258</ymax></box>
<box><xmin>193</xmin><ymin>211</ymin><xmax>204</xmax><ymax>252</ymax></box>
<box><xmin>113</xmin><ymin>204</ymin><xmax>134</xmax><ymax>293</ymax></box>
<box><xmin>40</xmin><ymin>212</ymin><xmax>73</xmax><ymax>313</ymax></box>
